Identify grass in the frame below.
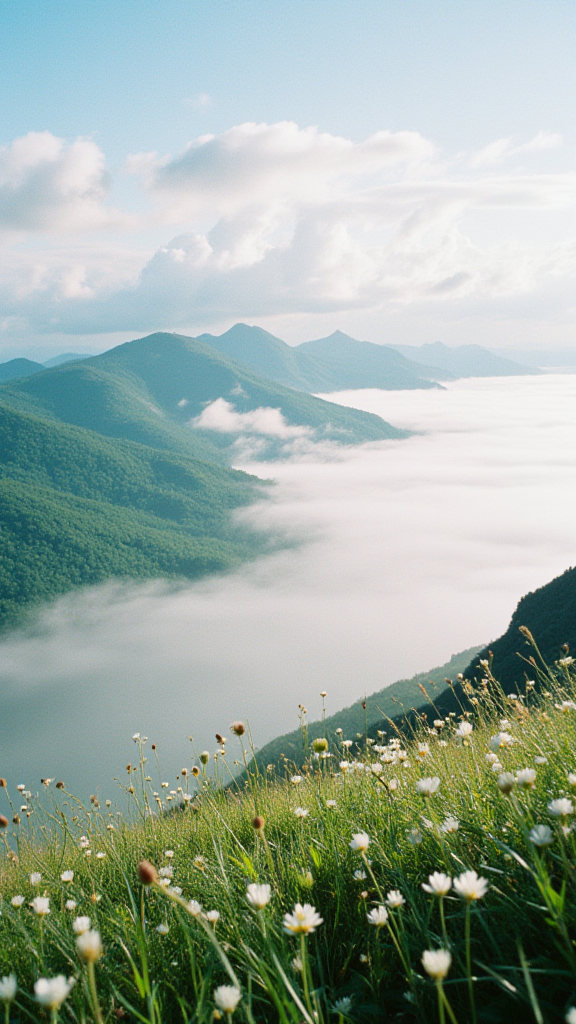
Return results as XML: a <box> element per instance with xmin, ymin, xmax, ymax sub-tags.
<box><xmin>1</xmin><ymin>643</ymin><xmax>576</xmax><ymax>1023</ymax></box>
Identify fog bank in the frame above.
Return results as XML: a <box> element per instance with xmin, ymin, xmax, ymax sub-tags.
<box><xmin>1</xmin><ymin>375</ymin><xmax>575</xmax><ymax>800</ymax></box>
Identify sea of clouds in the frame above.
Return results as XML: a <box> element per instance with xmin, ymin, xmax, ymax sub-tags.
<box><xmin>1</xmin><ymin>374</ymin><xmax>576</xmax><ymax>799</ymax></box>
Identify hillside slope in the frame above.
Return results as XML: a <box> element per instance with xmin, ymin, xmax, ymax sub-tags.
<box><xmin>0</xmin><ymin>402</ymin><xmax>262</xmax><ymax>629</ymax></box>
<box><xmin>0</xmin><ymin>358</ymin><xmax>45</xmax><ymax>383</ymax></box>
<box><xmin>200</xmin><ymin>324</ymin><xmax>440</xmax><ymax>391</ymax></box>
<box><xmin>1</xmin><ymin>333</ymin><xmax>407</xmax><ymax>461</ymax></box>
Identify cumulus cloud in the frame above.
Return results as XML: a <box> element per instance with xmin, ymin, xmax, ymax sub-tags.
<box><xmin>0</xmin><ymin>131</ymin><xmax>121</xmax><ymax>234</ymax></box>
<box><xmin>0</xmin><ymin>122</ymin><xmax>574</xmax><ymax>339</ymax></box>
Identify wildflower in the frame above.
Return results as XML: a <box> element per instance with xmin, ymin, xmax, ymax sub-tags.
<box><xmin>171</xmin><ymin>885</ymin><xmax>183</xmax><ymax>896</ymax></box>
<box><xmin>455</xmin><ymin>721</ymin><xmax>473</xmax><ymax>740</ymax></box>
<box><xmin>565</xmin><ymin>1008</ymin><xmax>576</xmax><ymax>1024</ymax></box>
<box><xmin>76</xmin><ymin>929</ymin><xmax>103</xmax><ymax>963</ymax></box>
<box><xmin>159</xmin><ymin>866</ymin><xmax>174</xmax><ymax>879</ymax></box>
<box><xmin>0</xmin><ymin>975</ymin><xmax>17</xmax><ymax>1003</ymax></box>
<box><xmin>246</xmin><ymin>883</ymin><xmax>271</xmax><ymax>909</ymax></box>
<box><xmin>35</xmin><ymin>976</ymin><xmax>74</xmax><ymax>1009</ymax></box>
<box><xmin>79</xmin><ymin>836</ymin><xmax>90</xmax><ymax>849</ymax></box>
<box><xmin>434</xmin><ymin>720</ymin><xmax>444</xmax><ymax>729</ymax></box>
<box><xmin>453</xmin><ymin>870</ymin><xmax>488</xmax><ymax>902</ymax></box>
<box><xmin>95</xmin><ymin>851</ymin><xmax>106</xmax><ymax>860</ymax></box>
<box><xmin>290</xmin><ymin>775</ymin><xmax>303</xmax><ymax>784</ymax></box>
<box><xmin>407</xmin><ymin>828</ymin><xmax>423</xmax><ymax>846</ymax></box>
<box><xmin>30</xmin><ymin>872</ymin><xmax>41</xmax><ymax>885</ymax></box>
<box><xmin>205</xmin><ymin>910</ymin><xmax>220</xmax><ymax>924</ymax></box>
<box><xmin>490</xmin><ymin>731</ymin><xmax>514</xmax><ymax>750</ymax></box>
<box><xmin>366</xmin><ymin>906</ymin><xmax>388</xmax><ymax>929</ymax></box>
<box><xmin>349</xmin><ymin>831</ymin><xmax>370</xmax><ymax>852</ymax></box>
<box><xmin>529</xmin><ymin>824</ymin><xmax>554</xmax><ymax>847</ymax></box>
<box><xmin>516</xmin><ymin>768</ymin><xmax>536</xmax><ymax>789</ymax></box>
<box><xmin>187</xmin><ymin>900</ymin><xmax>202</xmax><ymax>916</ymax></box>
<box><xmin>31</xmin><ymin>896</ymin><xmax>50</xmax><ymax>916</ymax></box>
<box><xmin>294</xmin><ymin>807</ymin><xmax>309</xmax><ymax>818</ymax></box>
<box><xmin>422</xmin><ymin>872</ymin><xmax>452</xmax><ymax>896</ymax></box>
<box><xmin>193</xmin><ymin>855</ymin><xmax>207</xmax><ymax>870</ymax></box>
<box><xmin>283</xmin><ymin>903</ymin><xmax>323</xmax><ymax>935</ymax></box>
<box><xmin>417</xmin><ymin>743</ymin><xmax>430</xmax><ymax>758</ymax></box>
<box><xmin>10</xmin><ymin>895</ymin><xmax>25</xmax><ymax>908</ymax></box>
<box><xmin>342</xmin><ymin>739</ymin><xmax>353</xmax><ymax>748</ymax></box>
<box><xmin>548</xmin><ymin>798</ymin><xmax>574</xmax><ymax>817</ymax></box>
<box><xmin>559</xmin><ymin>657</ymin><xmax>575</xmax><ymax>667</ymax></box>
<box><xmin>61</xmin><ymin>870</ymin><xmax>74</xmax><ymax>883</ymax></box>
<box><xmin>557</xmin><ymin>700</ymin><xmax>576</xmax><ymax>711</ymax></box>
<box><xmin>421</xmin><ymin>949</ymin><xmax>452</xmax><ymax>980</ymax></box>
<box><xmin>156</xmin><ymin>923</ymin><xmax>169</xmax><ymax>935</ymax></box>
<box><xmin>199</xmin><ymin>751</ymin><xmax>210</xmax><ymax>765</ymax></box>
<box><xmin>354</xmin><ymin>869</ymin><xmax>367</xmax><ymax>881</ymax></box>
<box><xmin>73</xmin><ymin>916</ymin><xmax>91</xmax><ymax>935</ymax></box>
<box><xmin>65</xmin><ymin>899</ymin><xmax>77</xmax><ymax>911</ymax></box>
<box><xmin>326</xmin><ymin>799</ymin><xmax>337</xmax><ymax>808</ymax></box>
<box><xmin>416</xmin><ymin>777</ymin><xmax>440</xmax><ymax>796</ymax></box>
<box><xmin>333</xmin><ymin>996</ymin><xmax>353</xmax><ymax>1015</ymax></box>
<box><xmin>312</xmin><ymin>737</ymin><xmax>329</xmax><ymax>753</ymax></box>
<box><xmin>497</xmin><ymin>772</ymin><xmax>516</xmax><ymax>794</ymax></box>
<box><xmin>359</xmin><ymin>953</ymin><xmax>369</xmax><ymax>964</ymax></box>
<box><xmin>485</xmin><ymin>752</ymin><xmax>499</xmax><ymax>763</ymax></box>
<box><xmin>386</xmin><ymin>890</ymin><xmax>405</xmax><ymax>908</ymax></box>
<box><xmin>291</xmin><ymin>956</ymin><xmax>303</xmax><ymax>972</ymax></box>
<box><xmin>534</xmin><ymin>756</ymin><xmax>548</xmax><ymax>765</ymax></box>
<box><xmin>441</xmin><ymin>815</ymin><xmax>459</xmax><ymax>834</ymax></box>
<box><xmin>568</xmin><ymin>773</ymin><xmax>576</xmax><ymax>789</ymax></box>
<box><xmin>214</xmin><ymin>984</ymin><xmax>241</xmax><ymax>1015</ymax></box>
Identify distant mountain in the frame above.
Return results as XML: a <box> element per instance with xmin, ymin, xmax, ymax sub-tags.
<box><xmin>199</xmin><ymin>324</ymin><xmax>441</xmax><ymax>392</ymax></box>
<box><xmin>390</xmin><ymin>341</ymin><xmax>541</xmax><ymax>379</ymax></box>
<box><xmin>1</xmin><ymin>332</ymin><xmax>407</xmax><ymax>462</ymax></box>
<box><xmin>0</xmin><ymin>401</ymin><xmax>261</xmax><ymax>630</ymax></box>
<box><xmin>490</xmin><ymin>348</ymin><xmax>576</xmax><ymax>369</ymax></box>
<box><xmin>43</xmin><ymin>352</ymin><xmax>93</xmax><ymax>368</ymax></box>
<box><xmin>242</xmin><ymin>646</ymin><xmax>482</xmax><ymax>774</ymax></box>
<box><xmin>0</xmin><ymin>358</ymin><xmax>45</xmax><ymax>383</ymax></box>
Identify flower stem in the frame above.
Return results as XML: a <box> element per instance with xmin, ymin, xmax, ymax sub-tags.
<box><xmin>299</xmin><ymin>934</ymin><xmax>314</xmax><ymax>1019</ymax></box>
<box><xmin>465</xmin><ymin>903</ymin><xmax>477</xmax><ymax>1024</ymax></box>
<box><xmin>87</xmin><ymin>962</ymin><xmax>104</xmax><ymax>1024</ymax></box>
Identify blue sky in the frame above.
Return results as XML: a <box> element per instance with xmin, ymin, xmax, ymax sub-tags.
<box><xmin>0</xmin><ymin>0</ymin><xmax>574</xmax><ymax>358</ymax></box>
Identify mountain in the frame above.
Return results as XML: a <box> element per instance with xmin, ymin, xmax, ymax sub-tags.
<box><xmin>43</xmin><ymin>352</ymin><xmax>93</xmax><ymax>368</ymax></box>
<box><xmin>464</xmin><ymin>565</ymin><xmax>576</xmax><ymax>690</ymax></box>
<box><xmin>389</xmin><ymin>341</ymin><xmax>541</xmax><ymax>379</ymax></box>
<box><xmin>491</xmin><ymin>348</ymin><xmax>576</xmax><ymax>369</ymax></box>
<box><xmin>245</xmin><ymin>645</ymin><xmax>482</xmax><ymax>773</ymax></box>
<box><xmin>198</xmin><ymin>324</ymin><xmax>441</xmax><ymax>392</ymax></box>
<box><xmin>1</xmin><ymin>332</ymin><xmax>407</xmax><ymax>461</ymax></box>
<box><xmin>0</xmin><ymin>358</ymin><xmax>45</xmax><ymax>383</ymax></box>
<box><xmin>0</xmin><ymin>401</ymin><xmax>261</xmax><ymax>630</ymax></box>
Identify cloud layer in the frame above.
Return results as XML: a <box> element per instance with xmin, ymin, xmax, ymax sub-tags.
<box><xmin>0</xmin><ymin>122</ymin><xmax>574</xmax><ymax>344</ymax></box>
<box><xmin>0</xmin><ymin>375</ymin><xmax>575</xmax><ymax>796</ymax></box>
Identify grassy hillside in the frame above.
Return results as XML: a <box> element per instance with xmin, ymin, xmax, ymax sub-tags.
<box><xmin>464</xmin><ymin>565</ymin><xmax>576</xmax><ymax>690</ymax></box>
<box><xmin>0</xmin><ymin>651</ymin><xmax>575</xmax><ymax>1022</ymax></box>
<box><xmin>0</xmin><ymin>402</ymin><xmax>262</xmax><ymax>629</ymax></box>
<box><xmin>1</xmin><ymin>334</ymin><xmax>407</xmax><ymax>462</ymax></box>
<box><xmin>247</xmin><ymin>646</ymin><xmax>482</xmax><ymax>773</ymax></box>
<box><xmin>198</xmin><ymin>324</ymin><xmax>439</xmax><ymax>392</ymax></box>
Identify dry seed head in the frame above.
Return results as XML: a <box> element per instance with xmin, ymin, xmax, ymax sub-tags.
<box><xmin>231</xmin><ymin>722</ymin><xmax>245</xmax><ymax>736</ymax></box>
<box><xmin>137</xmin><ymin>860</ymin><xmax>159</xmax><ymax>886</ymax></box>
<box><xmin>0</xmin><ymin>814</ymin><xmax>8</xmax><ymax>828</ymax></box>
<box><xmin>0</xmin><ymin>778</ymin><xmax>6</xmax><ymax>787</ymax></box>
<box><xmin>252</xmin><ymin>815</ymin><xmax>265</xmax><ymax>830</ymax></box>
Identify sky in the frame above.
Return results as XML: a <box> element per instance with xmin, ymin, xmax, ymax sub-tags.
<box><xmin>1</xmin><ymin>374</ymin><xmax>575</xmax><ymax>796</ymax></box>
<box><xmin>0</xmin><ymin>0</ymin><xmax>575</xmax><ymax>360</ymax></box>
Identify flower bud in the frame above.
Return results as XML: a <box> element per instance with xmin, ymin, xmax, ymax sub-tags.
<box><xmin>231</xmin><ymin>722</ymin><xmax>245</xmax><ymax>737</ymax></box>
<box><xmin>0</xmin><ymin>814</ymin><xmax>8</xmax><ymax>828</ymax></box>
<box><xmin>137</xmin><ymin>860</ymin><xmax>159</xmax><ymax>886</ymax></box>
<box><xmin>56</xmin><ymin>781</ymin><xmax>65</xmax><ymax>789</ymax></box>
<box><xmin>312</xmin><ymin>737</ymin><xmax>328</xmax><ymax>753</ymax></box>
<box><xmin>252</xmin><ymin>815</ymin><xmax>265</xmax><ymax>831</ymax></box>
<box><xmin>0</xmin><ymin>778</ymin><xmax>6</xmax><ymax>787</ymax></box>
<box><xmin>199</xmin><ymin>751</ymin><xmax>210</xmax><ymax>765</ymax></box>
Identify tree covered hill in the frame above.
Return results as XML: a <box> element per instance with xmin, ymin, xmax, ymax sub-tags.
<box><xmin>0</xmin><ymin>402</ymin><xmax>263</xmax><ymax>630</ymax></box>
<box><xmin>0</xmin><ymin>357</ymin><xmax>45</xmax><ymax>383</ymax></box>
<box><xmin>1</xmin><ymin>333</ymin><xmax>406</xmax><ymax>461</ymax></box>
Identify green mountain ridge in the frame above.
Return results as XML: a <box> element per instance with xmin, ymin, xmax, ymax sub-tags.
<box><xmin>0</xmin><ymin>401</ymin><xmax>263</xmax><ymax>629</ymax></box>
<box><xmin>0</xmin><ymin>358</ymin><xmax>45</xmax><ymax>383</ymax></box>
<box><xmin>198</xmin><ymin>324</ymin><xmax>441</xmax><ymax>392</ymax></box>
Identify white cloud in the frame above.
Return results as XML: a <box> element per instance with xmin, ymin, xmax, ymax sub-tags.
<box><xmin>0</xmin><ymin>122</ymin><xmax>574</xmax><ymax>342</ymax></box>
<box><xmin>191</xmin><ymin>398</ymin><xmax>311</xmax><ymax>438</ymax></box>
<box><xmin>0</xmin><ymin>132</ymin><xmax>120</xmax><ymax>234</ymax></box>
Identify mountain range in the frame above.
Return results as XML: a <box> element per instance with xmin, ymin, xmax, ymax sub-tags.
<box><xmin>0</xmin><ymin>331</ymin><xmax>406</xmax><ymax>628</ymax></box>
<box><xmin>389</xmin><ymin>341</ymin><xmax>541</xmax><ymax>379</ymax></box>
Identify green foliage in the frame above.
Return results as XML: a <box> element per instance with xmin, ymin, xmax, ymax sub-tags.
<box><xmin>0</xmin><ymin>402</ymin><xmax>262</xmax><ymax>629</ymax></box>
<box><xmin>1</xmin><ymin>651</ymin><xmax>576</xmax><ymax>1022</ymax></box>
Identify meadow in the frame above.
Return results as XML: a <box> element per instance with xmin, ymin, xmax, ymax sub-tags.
<box><xmin>1</xmin><ymin>644</ymin><xmax>576</xmax><ymax>1023</ymax></box>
